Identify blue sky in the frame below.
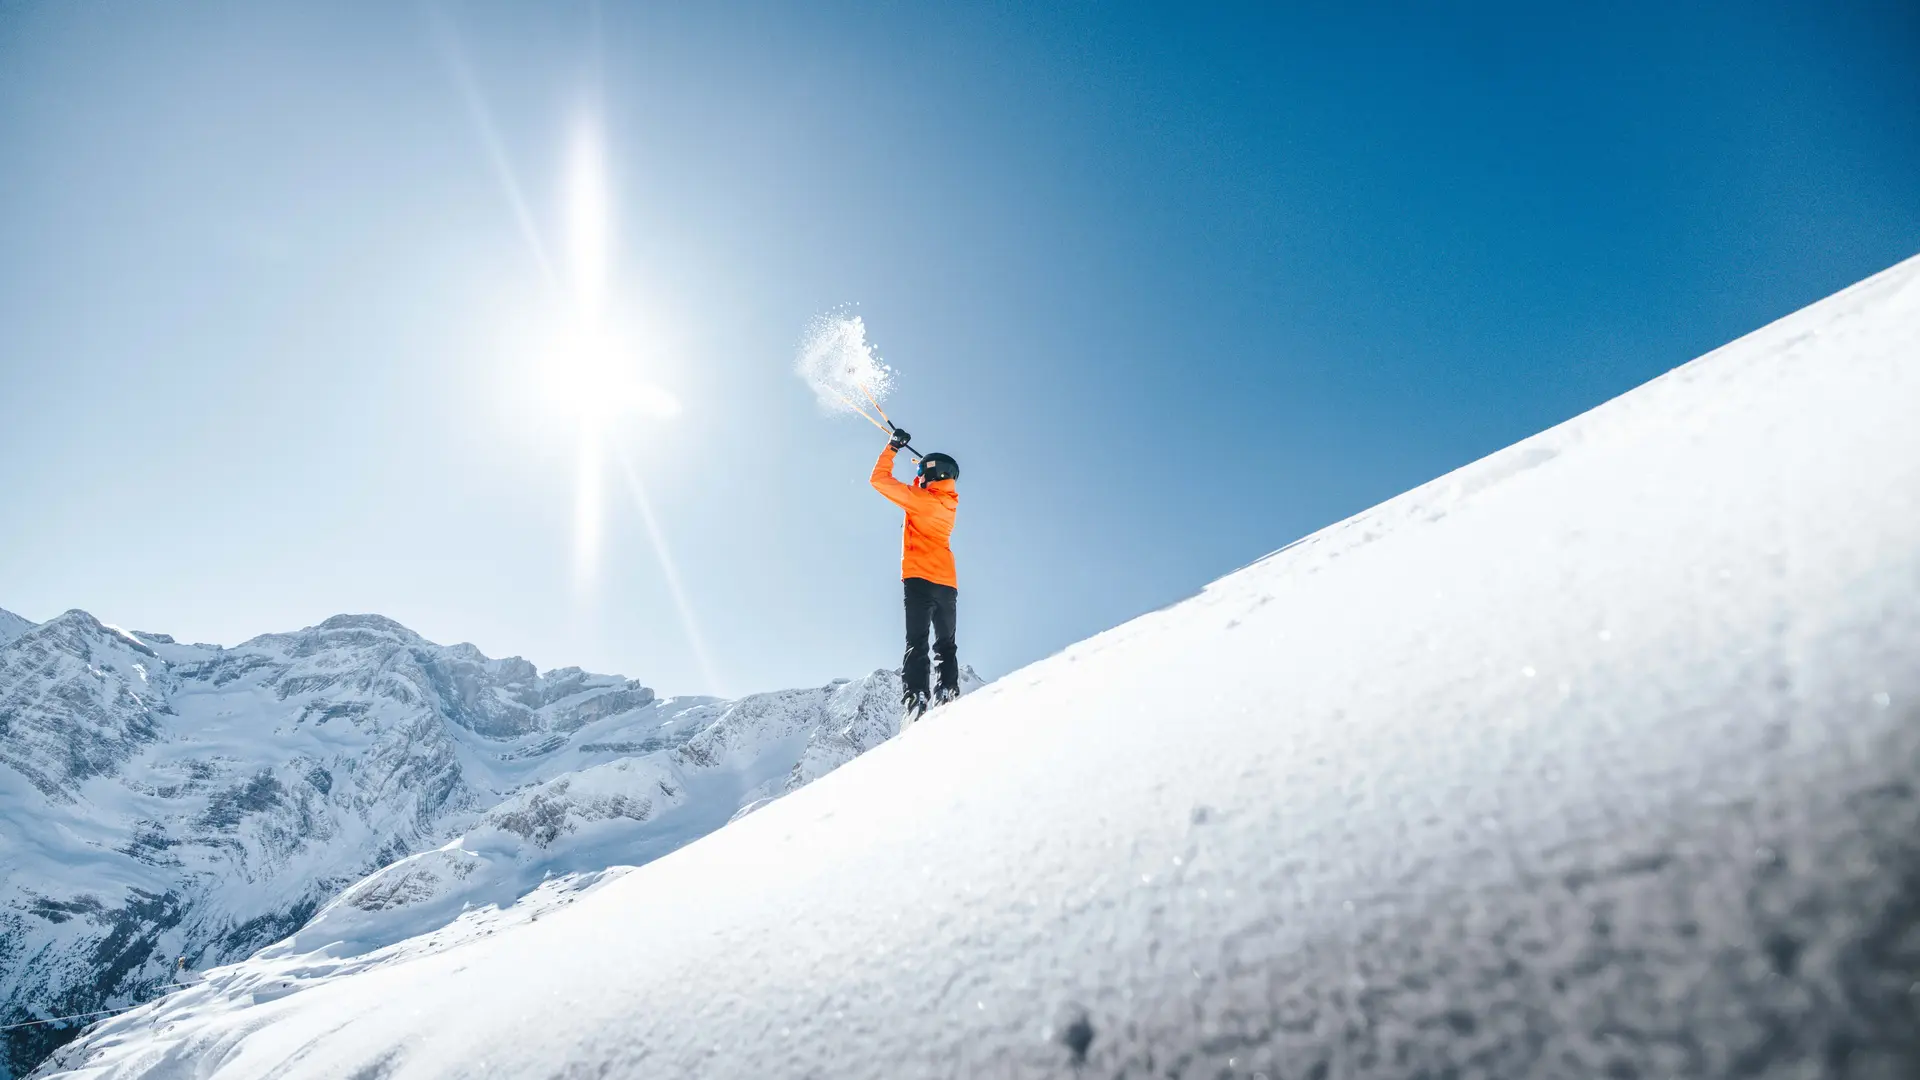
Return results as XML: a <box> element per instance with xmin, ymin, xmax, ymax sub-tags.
<box><xmin>2</xmin><ymin>1</ymin><xmax>1916</xmax><ymax>697</ymax></box>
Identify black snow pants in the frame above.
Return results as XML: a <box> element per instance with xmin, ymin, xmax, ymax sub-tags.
<box><xmin>902</xmin><ymin>576</ymin><xmax>959</xmax><ymax>702</ymax></box>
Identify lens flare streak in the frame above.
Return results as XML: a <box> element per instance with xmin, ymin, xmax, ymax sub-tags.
<box><xmin>613</xmin><ymin>446</ymin><xmax>725</xmax><ymax>697</ymax></box>
<box><xmin>431</xmin><ymin>11</ymin><xmax>561</xmax><ymax>296</ymax></box>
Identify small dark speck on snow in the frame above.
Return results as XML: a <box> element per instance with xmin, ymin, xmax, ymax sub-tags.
<box><xmin>1057</xmin><ymin>1008</ymin><xmax>1094</xmax><ymax>1063</ymax></box>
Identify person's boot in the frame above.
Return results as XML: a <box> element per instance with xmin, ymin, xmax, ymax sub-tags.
<box><xmin>899</xmin><ymin>690</ymin><xmax>929</xmax><ymax>733</ymax></box>
<box><xmin>931</xmin><ymin>685</ymin><xmax>959</xmax><ymax>709</ymax></box>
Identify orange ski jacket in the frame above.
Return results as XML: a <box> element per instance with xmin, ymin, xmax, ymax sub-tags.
<box><xmin>871</xmin><ymin>445</ymin><xmax>958</xmax><ymax>588</ymax></box>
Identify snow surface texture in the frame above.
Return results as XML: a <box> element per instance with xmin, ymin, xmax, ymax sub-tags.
<box><xmin>39</xmin><ymin>254</ymin><xmax>1920</xmax><ymax>1079</ymax></box>
<box><xmin>0</xmin><ymin>613</ymin><xmax>967</xmax><ymax>1079</ymax></box>
<box><xmin>794</xmin><ymin>311</ymin><xmax>895</xmax><ymax>415</ymax></box>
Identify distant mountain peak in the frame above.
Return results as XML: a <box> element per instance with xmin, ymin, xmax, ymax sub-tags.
<box><xmin>315</xmin><ymin>613</ymin><xmax>417</xmax><ymax>636</ymax></box>
<box><xmin>0</xmin><ymin>607</ymin><xmax>35</xmax><ymax>648</ymax></box>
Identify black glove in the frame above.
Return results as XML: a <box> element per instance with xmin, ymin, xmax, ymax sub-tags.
<box><xmin>889</xmin><ymin>428</ymin><xmax>912</xmax><ymax>450</ymax></box>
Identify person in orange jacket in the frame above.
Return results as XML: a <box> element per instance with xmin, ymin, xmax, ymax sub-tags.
<box><xmin>870</xmin><ymin>427</ymin><xmax>960</xmax><ymax>719</ymax></box>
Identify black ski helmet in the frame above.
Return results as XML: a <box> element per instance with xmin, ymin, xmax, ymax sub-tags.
<box><xmin>917</xmin><ymin>452</ymin><xmax>959</xmax><ymax>483</ymax></box>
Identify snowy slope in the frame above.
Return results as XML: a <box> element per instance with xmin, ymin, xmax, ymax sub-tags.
<box><xmin>0</xmin><ymin>611</ymin><xmax>32</xmax><ymax>650</ymax></box>
<box><xmin>37</xmin><ymin>252</ymin><xmax>1920</xmax><ymax>1079</ymax></box>
<box><xmin>23</xmin><ymin>666</ymin><xmax>977</xmax><ymax>1042</ymax></box>
<box><xmin>0</xmin><ymin>613</ymin><xmax>962</xmax><ymax>1079</ymax></box>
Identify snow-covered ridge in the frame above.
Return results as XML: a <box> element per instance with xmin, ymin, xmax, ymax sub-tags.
<box><xmin>34</xmin><ymin>252</ymin><xmax>1920</xmax><ymax>1079</ymax></box>
<box><xmin>0</xmin><ymin>611</ymin><xmax>33</xmax><ymax>650</ymax></box>
<box><xmin>0</xmin><ymin>609</ymin><xmax>967</xmax><ymax>1078</ymax></box>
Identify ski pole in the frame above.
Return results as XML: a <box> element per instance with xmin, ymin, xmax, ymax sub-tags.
<box><xmin>855</xmin><ymin>381</ymin><xmax>923</xmax><ymax>459</ymax></box>
<box><xmin>830</xmin><ymin>390</ymin><xmax>892</xmax><ymax>437</ymax></box>
<box><xmin>829</xmin><ymin>387</ymin><xmax>922</xmax><ymax>460</ymax></box>
<box><xmin>858</xmin><ymin>381</ymin><xmax>894</xmax><ymax>428</ymax></box>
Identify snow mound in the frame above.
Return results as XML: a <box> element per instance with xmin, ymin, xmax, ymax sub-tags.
<box><xmin>37</xmin><ymin>253</ymin><xmax>1920</xmax><ymax>1079</ymax></box>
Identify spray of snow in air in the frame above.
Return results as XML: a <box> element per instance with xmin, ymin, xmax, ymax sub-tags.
<box><xmin>796</xmin><ymin>311</ymin><xmax>895</xmax><ymax>413</ymax></box>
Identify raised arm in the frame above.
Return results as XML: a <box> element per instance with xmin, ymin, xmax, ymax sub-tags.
<box><xmin>870</xmin><ymin>445</ymin><xmax>925</xmax><ymax>511</ymax></box>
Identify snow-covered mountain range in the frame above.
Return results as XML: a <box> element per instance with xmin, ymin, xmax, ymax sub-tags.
<box><xmin>29</xmin><ymin>254</ymin><xmax>1920</xmax><ymax>1079</ymax></box>
<box><xmin>0</xmin><ymin>611</ymin><xmax>967</xmax><ymax>1078</ymax></box>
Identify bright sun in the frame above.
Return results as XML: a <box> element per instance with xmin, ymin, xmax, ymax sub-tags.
<box><xmin>543</xmin><ymin>324</ymin><xmax>682</xmax><ymax>424</ymax></box>
<box><xmin>442</xmin><ymin>12</ymin><xmax>724</xmax><ymax>690</ymax></box>
<box><xmin>541</xmin><ymin>117</ymin><xmax>682</xmax><ymax>586</ymax></box>
<box><xmin>543</xmin><ymin>119</ymin><xmax>679</xmax><ymax>424</ymax></box>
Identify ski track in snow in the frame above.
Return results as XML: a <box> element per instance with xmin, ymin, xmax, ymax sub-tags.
<box><xmin>34</xmin><ymin>254</ymin><xmax>1920</xmax><ymax>1078</ymax></box>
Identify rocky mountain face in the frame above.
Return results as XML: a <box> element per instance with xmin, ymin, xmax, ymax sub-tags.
<box><xmin>0</xmin><ymin>608</ymin><xmax>948</xmax><ymax>1078</ymax></box>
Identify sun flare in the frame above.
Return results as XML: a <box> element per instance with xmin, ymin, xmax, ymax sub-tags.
<box><xmin>439</xmin><ymin>19</ymin><xmax>722</xmax><ymax>691</ymax></box>
<box><xmin>542</xmin><ymin>324</ymin><xmax>682</xmax><ymax>424</ymax></box>
<box><xmin>543</xmin><ymin>116</ymin><xmax>682</xmax><ymax>589</ymax></box>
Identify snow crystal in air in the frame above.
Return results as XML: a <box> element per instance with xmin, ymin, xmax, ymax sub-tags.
<box><xmin>796</xmin><ymin>310</ymin><xmax>895</xmax><ymax>413</ymax></box>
